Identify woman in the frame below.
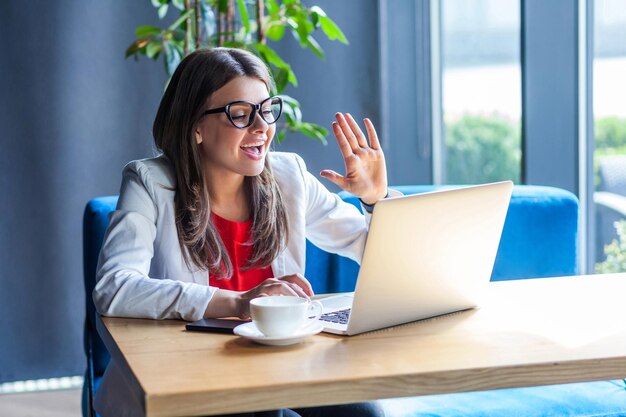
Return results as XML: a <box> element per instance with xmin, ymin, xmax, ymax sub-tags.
<box><xmin>93</xmin><ymin>47</ymin><xmax>390</xmax><ymax>417</ymax></box>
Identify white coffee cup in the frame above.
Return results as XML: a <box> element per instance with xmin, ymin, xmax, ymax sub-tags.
<box><xmin>249</xmin><ymin>296</ymin><xmax>323</xmax><ymax>337</ymax></box>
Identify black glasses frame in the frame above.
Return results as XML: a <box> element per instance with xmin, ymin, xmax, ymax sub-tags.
<box><xmin>200</xmin><ymin>96</ymin><xmax>283</xmax><ymax>129</ymax></box>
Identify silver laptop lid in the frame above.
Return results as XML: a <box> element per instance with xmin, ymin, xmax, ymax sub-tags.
<box><xmin>346</xmin><ymin>181</ymin><xmax>513</xmax><ymax>335</ymax></box>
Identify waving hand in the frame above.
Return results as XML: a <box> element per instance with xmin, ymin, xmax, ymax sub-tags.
<box><xmin>320</xmin><ymin>113</ymin><xmax>388</xmax><ymax>205</ymax></box>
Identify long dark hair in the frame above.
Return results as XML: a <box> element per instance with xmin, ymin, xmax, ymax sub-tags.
<box><xmin>152</xmin><ymin>48</ymin><xmax>288</xmax><ymax>277</ymax></box>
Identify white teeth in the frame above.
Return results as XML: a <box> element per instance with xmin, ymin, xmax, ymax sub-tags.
<box><xmin>241</xmin><ymin>142</ymin><xmax>264</xmax><ymax>148</ymax></box>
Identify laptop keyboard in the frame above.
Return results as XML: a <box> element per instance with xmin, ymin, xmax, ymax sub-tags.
<box><xmin>320</xmin><ymin>308</ymin><xmax>351</xmax><ymax>325</ymax></box>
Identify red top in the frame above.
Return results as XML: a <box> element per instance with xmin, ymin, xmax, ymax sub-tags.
<box><xmin>210</xmin><ymin>213</ymin><xmax>274</xmax><ymax>291</ymax></box>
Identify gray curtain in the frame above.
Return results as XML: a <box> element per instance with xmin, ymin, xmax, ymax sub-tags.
<box><xmin>0</xmin><ymin>0</ymin><xmax>379</xmax><ymax>382</ymax></box>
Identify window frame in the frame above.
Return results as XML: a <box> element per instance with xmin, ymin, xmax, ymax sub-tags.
<box><xmin>379</xmin><ymin>0</ymin><xmax>595</xmax><ymax>273</ymax></box>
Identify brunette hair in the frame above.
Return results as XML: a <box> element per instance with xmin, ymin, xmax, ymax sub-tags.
<box><xmin>152</xmin><ymin>48</ymin><xmax>288</xmax><ymax>277</ymax></box>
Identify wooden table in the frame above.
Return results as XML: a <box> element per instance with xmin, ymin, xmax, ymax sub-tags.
<box><xmin>96</xmin><ymin>273</ymin><xmax>626</xmax><ymax>417</ymax></box>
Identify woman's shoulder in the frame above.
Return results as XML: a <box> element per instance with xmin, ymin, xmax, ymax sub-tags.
<box><xmin>268</xmin><ymin>152</ymin><xmax>315</xmax><ymax>199</ymax></box>
<box><xmin>268</xmin><ymin>151</ymin><xmax>307</xmax><ymax>174</ymax></box>
<box><xmin>123</xmin><ymin>154</ymin><xmax>176</xmax><ymax>190</ymax></box>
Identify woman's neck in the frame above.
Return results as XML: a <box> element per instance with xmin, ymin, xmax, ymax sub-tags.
<box><xmin>205</xmin><ymin>169</ymin><xmax>249</xmax><ymax>222</ymax></box>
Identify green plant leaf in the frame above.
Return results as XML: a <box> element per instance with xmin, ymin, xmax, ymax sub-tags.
<box><xmin>309</xmin><ymin>6</ymin><xmax>327</xmax><ymax>17</ymax></box>
<box><xmin>319</xmin><ymin>15</ymin><xmax>348</xmax><ymax>44</ymax></box>
<box><xmin>146</xmin><ymin>41</ymin><xmax>162</xmax><ymax>59</ymax></box>
<box><xmin>282</xmin><ymin>99</ymin><xmax>302</xmax><ymax>123</ymax></box>
<box><xmin>309</xmin><ymin>13</ymin><xmax>318</xmax><ymax>27</ymax></box>
<box><xmin>273</xmin><ymin>67</ymin><xmax>289</xmax><ymax>93</ymax></box>
<box><xmin>151</xmin><ymin>0</ymin><xmax>165</xmax><ymax>8</ymax></box>
<box><xmin>236</xmin><ymin>0</ymin><xmax>250</xmax><ymax>33</ymax></box>
<box><xmin>282</xmin><ymin>104</ymin><xmax>296</xmax><ymax>122</ymax></box>
<box><xmin>286</xmin><ymin>17</ymin><xmax>308</xmax><ymax>47</ymax></box>
<box><xmin>171</xmin><ymin>0</ymin><xmax>185</xmax><ymax>11</ymax></box>
<box><xmin>255</xmin><ymin>43</ymin><xmax>286</xmax><ymax>67</ymax></box>
<box><xmin>135</xmin><ymin>25</ymin><xmax>162</xmax><ymax>37</ymax></box>
<box><xmin>277</xmin><ymin>129</ymin><xmax>286</xmax><ymax>143</ymax></box>
<box><xmin>222</xmin><ymin>40</ymin><xmax>246</xmax><ymax>48</ymax></box>
<box><xmin>279</xmin><ymin>94</ymin><xmax>301</xmax><ymax>110</ymax></box>
<box><xmin>125</xmin><ymin>37</ymin><xmax>152</xmax><ymax>58</ymax></box>
<box><xmin>308</xmin><ymin>6</ymin><xmax>348</xmax><ymax>44</ymax></box>
<box><xmin>286</xmin><ymin>66</ymin><xmax>298</xmax><ymax>86</ymax></box>
<box><xmin>208</xmin><ymin>30</ymin><xmax>240</xmax><ymax>43</ymax></box>
<box><xmin>305</xmin><ymin>35</ymin><xmax>325</xmax><ymax>59</ymax></box>
<box><xmin>297</xmin><ymin>9</ymin><xmax>315</xmax><ymax>30</ymax></box>
<box><xmin>597</xmin><ymin>220</ymin><xmax>626</xmax><ymax>273</ymax></box>
<box><xmin>158</xmin><ymin>4</ymin><xmax>169</xmax><ymax>19</ymax></box>
<box><xmin>265</xmin><ymin>0</ymin><xmax>279</xmax><ymax>15</ymax></box>
<box><xmin>250</xmin><ymin>43</ymin><xmax>297</xmax><ymax>88</ymax></box>
<box><xmin>218</xmin><ymin>0</ymin><xmax>229</xmax><ymax>13</ymax></box>
<box><xmin>168</xmin><ymin>8</ymin><xmax>194</xmax><ymax>31</ymax></box>
<box><xmin>265</xmin><ymin>20</ymin><xmax>286</xmax><ymax>41</ymax></box>
<box><xmin>170</xmin><ymin>28</ymin><xmax>186</xmax><ymax>42</ymax></box>
<box><xmin>163</xmin><ymin>41</ymin><xmax>183</xmax><ymax>76</ymax></box>
<box><xmin>299</xmin><ymin>14</ymin><xmax>315</xmax><ymax>33</ymax></box>
<box><xmin>296</xmin><ymin>122</ymin><xmax>328</xmax><ymax>144</ymax></box>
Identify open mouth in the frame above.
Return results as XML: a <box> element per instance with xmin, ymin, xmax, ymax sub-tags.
<box><xmin>240</xmin><ymin>144</ymin><xmax>264</xmax><ymax>157</ymax></box>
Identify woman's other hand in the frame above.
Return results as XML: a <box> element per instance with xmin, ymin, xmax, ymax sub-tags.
<box><xmin>236</xmin><ymin>274</ymin><xmax>314</xmax><ymax>319</ymax></box>
<box><xmin>205</xmin><ymin>274</ymin><xmax>314</xmax><ymax>319</ymax></box>
<box><xmin>320</xmin><ymin>113</ymin><xmax>388</xmax><ymax>205</ymax></box>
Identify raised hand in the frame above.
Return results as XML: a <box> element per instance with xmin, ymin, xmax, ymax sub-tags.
<box><xmin>320</xmin><ymin>113</ymin><xmax>388</xmax><ymax>205</ymax></box>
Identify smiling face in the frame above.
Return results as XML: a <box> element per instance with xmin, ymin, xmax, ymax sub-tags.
<box><xmin>194</xmin><ymin>76</ymin><xmax>276</xmax><ymax>182</ymax></box>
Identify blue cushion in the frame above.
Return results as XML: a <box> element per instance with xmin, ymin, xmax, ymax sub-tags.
<box><xmin>492</xmin><ymin>185</ymin><xmax>579</xmax><ymax>280</ymax></box>
<box><xmin>380</xmin><ymin>380</ymin><xmax>626</xmax><ymax>417</ymax></box>
<box><xmin>304</xmin><ymin>240</ymin><xmax>336</xmax><ymax>294</ymax></box>
<box><xmin>81</xmin><ymin>372</ymin><xmax>103</xmax><ymax>417</ymax></box>
<box><xmin>83</xmin><ymin>196</ymin><xmax>117</xmax><ymax>401</ymax></box>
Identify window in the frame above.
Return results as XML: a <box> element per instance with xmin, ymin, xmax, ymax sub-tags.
<box><xmin>440</xmin><ymin>0</ymin><xmax>521</xmax><ymax>184</ymax></box>
<box><xmin>593</xmin><ymin>0</ymin><xmax>626</xmax><ymax>272</ymax></box>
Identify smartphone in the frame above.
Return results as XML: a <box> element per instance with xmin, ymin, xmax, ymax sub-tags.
<box><xmin>185</xmin><ymin>318</ymin><xmax>249</xmax><ymax>334</ymax></box>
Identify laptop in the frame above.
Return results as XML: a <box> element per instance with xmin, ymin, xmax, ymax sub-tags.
<box><xmin>318</xmin><ymin>181</ymin><xmax>513</xmax><ymax>335</ymax></box>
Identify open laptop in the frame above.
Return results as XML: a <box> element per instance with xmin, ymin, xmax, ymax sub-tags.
<box><xmin>318</xmin><ymin>181</ymin><xmax>513</xmax><ymax>335</ymax></box>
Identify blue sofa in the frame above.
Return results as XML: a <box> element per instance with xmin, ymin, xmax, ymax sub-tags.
<box><xmin>82</xmin><ymin>185</ymin><xmax>626</xmax><ymax>417</ymax></box>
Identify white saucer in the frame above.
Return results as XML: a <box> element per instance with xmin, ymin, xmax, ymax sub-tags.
<box><xmin>233</xmin><ymin>321</ymin><xmax>324</xmax><ymax>346</ymax></box>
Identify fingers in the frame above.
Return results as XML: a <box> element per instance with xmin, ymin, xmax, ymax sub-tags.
<box><xmin>335</xmin><ymin>113</ymin><xmax>360</xmax><ymax>150</ymax></box>
<box><xmin>319</xmin><ymin>169</ymin><xmax>347</xmax><ymax>189</ymax></box>
<box><xmin>238</xmin><ymin>275</ymin><xmax>313</xmax><ymax>318</ymax></box>
<box><xmin>238</xmin><ymin>275</ymin><xmax>314</xmax><ymax>319</ymax></box>
<box><xmin>343</xmin><ymin>113</ymin><xmax>368</xmax><ymax>148</ymax></box>
<box><xmin>261</xmin><ymin>279</ymin><xmax>303</xmax><ymax>298</ymax></box>
<box><xmin>363</xmin><ymin>118</ymin><xmax>381</xmax><ymax>150</ymax></box>
<box><xmin>253</xmin><ymin>275</ymin><xmax>312</xmax><ymax>299</ymax></box>
<box><xmin>285</xmin><ymin>281</ymin><xmax>310</xmax><ymax>299</ymax></box>
<box><xmin>331</xmin><ymin>121</ymin><xmax>354</xmax><ymax>159</ymax></box>
<box><xmin>280</xmin><ymin>273</ymin><xmax>315</xmax><ymax>297</ymax></box>
<box><xmin>333</xmin><ymin>113</ymin><xmax>379</xmax><ymax>151</ymax></box>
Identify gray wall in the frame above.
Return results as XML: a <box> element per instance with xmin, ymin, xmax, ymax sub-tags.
<box><xmin>0</xmin><ymin>0</ymin><xmax>379</xmax><ymax>382</ymax></box>
<box><xmin>0</xmin><ymin>1</ymin><xmax>165</xmax><ymax>383</ymax></box>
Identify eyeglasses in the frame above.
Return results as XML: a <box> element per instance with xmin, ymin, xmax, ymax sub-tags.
<box><xmin>200</xmin><ymin>96</ymin><xmax>283</xmax><ymax>129</ymax></box>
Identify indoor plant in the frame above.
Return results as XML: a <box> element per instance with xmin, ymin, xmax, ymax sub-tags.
<box><xmin>126</xmin><ymin>0</ymin><xmax>348</xmax><ymax>143</ymax></box>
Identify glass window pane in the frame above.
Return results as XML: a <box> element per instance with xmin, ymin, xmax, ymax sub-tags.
<box><xmin>593</xmin><ymin>0</ymin><xmax>626</xmax><ymax>273</ymax></box>
<box><xmin>441</xmin><ymin>0</ymin><xmax>521</xmax><ymax>184</ymax></box>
